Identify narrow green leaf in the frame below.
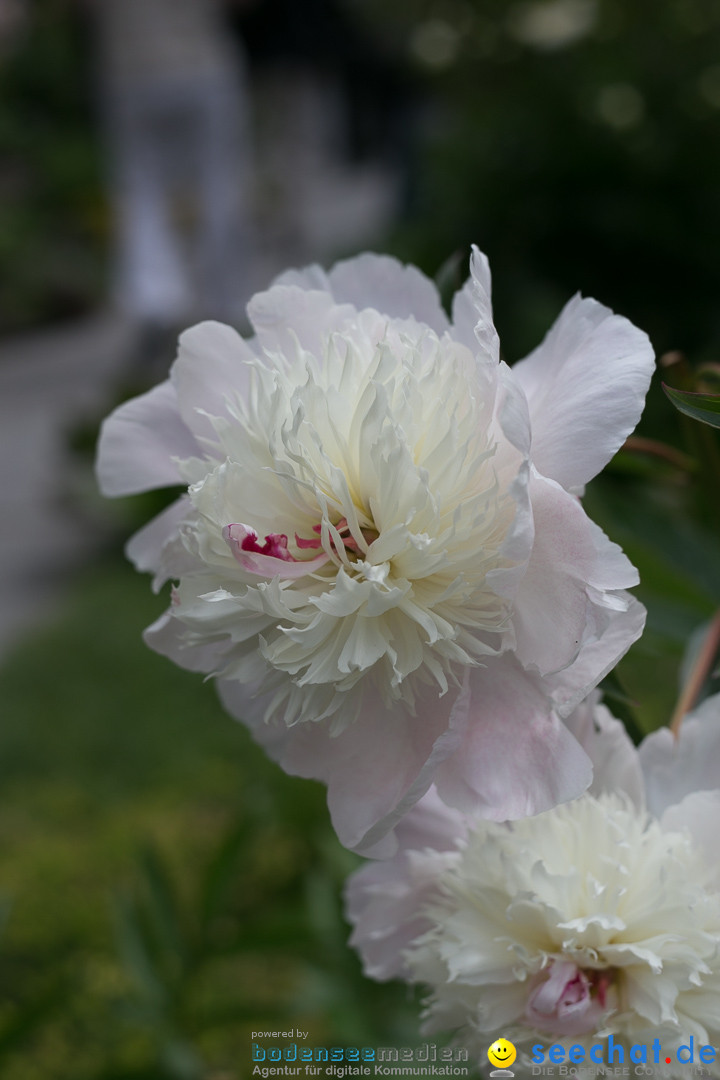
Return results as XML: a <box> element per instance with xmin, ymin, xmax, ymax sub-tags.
<box><xmin>662</xmin><ymin>383</ymin><xmax>720</xmax><ymax>429</ymax></box>
<box><xmin>199</xmin><ymin>821</ymin><xmax>250</xmax><ymax>928</ymax></box>
<box><xmin>138</xmin><ymin>845</ymin><xmax>187</xmax><ymax>969</ymax></box>
<box><xmin>113</xmin><ymin>895</ymin><xmax>168</xmax><ymax>1009</ymax></box>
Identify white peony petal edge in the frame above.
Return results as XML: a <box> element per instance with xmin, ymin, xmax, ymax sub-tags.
<box><xmin>96</xmin><ymin>380</ymin><xmax>201</xmax><ymax>496</ymax></box>
<box><xmin>345</xmin><ymin>788</ymin><xmax>467</xmax><ymax>980</ymax></box>
<box><xmin>638</xmin><ymin>692</ymin><xmax>720</xmax><ymax>820</ymax></box>
<box><xmin>345</xmin><ymin>842</ymin><xmax>460</xmax><ymax>981</ymax></box>
<box><xmin>270</xmin><ymin>262</ymin><xmax>332</xmax><ymax>293</ymax></box>
<box><xmin>217</xmin><ymin>675</ymin><xmax>473</xmax><ymax>857</ymax></box>
<box><xmin>512</xmin><ymin>473</ymin><xmax>619</xmax><ymax>677</ymax></box>
<box><xmin>271</xmin><ymin>252</ymin><xmax>450</xmax><ymax>335</ymax></box>
<box><xmin>432</xmin><ymin>654</ymin><xmax>594</xmax><ymax>821</ymax></box>
<box><xmin>511</xmin><ymin>293</ymin><xmax>655</xmax><ymax>492</ymax></box>
<box><xmin>246</xmin><ymin>284</ymin><xmax>358</xmax><ymax>361</ymax></box>
<box><xmin>390</xmin><ymin>784</ymin><xmax>468</xmax><ymax>853</ymax></box>
<box><xmin>450</xmin><ymin>244</ymin><xmax>500</xmax><ymax>364</ymax></box>
<box><xmin>543</xmin><ymin>594</ymin><xmax>647</xmax><ymax>718</ymax></box>
<box><xmin>125</xmin><ymin>496</ymin><xmax>195</xmax><ymax>592</ymax></box>
<box><xmin>171</xmin><ymin>321</ymin><xmax>254</xmax><ymax>446</ymax></box>
<box><xmin>496</xmin><ymin>361</ymin><xmax>532</xmax><ymax>457</ymax></box>
<box><xmin>564</xmin><ymin>695</ymin><xmax>645</xmax><ymax>808</ymax></box>
<box><xmin>328</xmin><ymin>252</ymin><xmax>450</xmax><ymax>335</ymax></box>
<box><xmin>144</xmin><ymin>610</ymin><xmax>234</xmax><ymax>675</ymax></box>
<box><xmin>660</xmin><ymin>790</ymin><xmax>720</xmax><ymax>889</ymax></box>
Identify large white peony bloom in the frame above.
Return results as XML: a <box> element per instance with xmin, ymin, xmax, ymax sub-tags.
<box><xmin>97</xmin><ymin>249</ymin><xmax>653</xmax><ymax>854</ymax></box>
<box><xmin>346</xmin><ymin>694</ymin><xmax>720</xmax><ymax>1072</ymax></box>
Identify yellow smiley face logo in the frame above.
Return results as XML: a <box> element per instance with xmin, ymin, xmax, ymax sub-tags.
<box><xmin>488</xmin><ymin>1039</ymin><xmax>517</xmax><ymax>1069</ymax></box>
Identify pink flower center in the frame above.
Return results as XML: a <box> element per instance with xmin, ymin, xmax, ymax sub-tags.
<box><xmin>294</xmin><ymin>518</ymin><xmax>378</xmax><ymax>556</ymax></box>
<box><xmin>525</xmin><ymin>961</ymin><xmax>613</xmax><ymax>1037</ymax></box>
<box><xmin>222</xmin><ymin>517</ymin><xmax>378</xmax><ymax>580</ymax></box>
<box><xmin>240</xmin><ymin>530</ymin><xmax>294</xmax><ymax>561</ymax></box>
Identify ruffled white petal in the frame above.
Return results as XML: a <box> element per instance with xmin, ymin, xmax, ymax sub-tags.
<box><xmin>96</xmin><ymin>380</ymin><xmax>200</xmax><ymax>495</ymax></box>
<box><xmin>543</xmin><ymin>595</ymin><xmax>647</xmax><ymax>717</ymax></box>
<box><xmin>345</xmin><ymin>843</ymin><xmax>460</xmax><ymax>981</ymax></box>
<box><xmin>271</xmin><ymin>263</ymin><xmax>332</xmax><ymax>292</ymax></box>
<box><xmin>512</xmin><ymin>473</ymin><xmax>641</xmax><ymax>683</ymax></box>
<box><xmin>638</xmin><ymin>693</ymin><xmax>720</xmax><ymax>820</ymax></box>
<box><xmin>125</xmin><ymin>496</ymin><xmax>195</xmax><ymax>592</ymax></box>
<box><xmin>432</xmin><ymin>654</ymin><xmax>593</xmax><ymax>820</ymax></box>
<box><xmin>246</xmin><ymin>284</ymin><xmax>357</xmax><ymax>359</ymax></box>
<box><xmin>496</xmin><ymin>361</ymin><xmax>532</xmax><ymax>457</ymax></box>
<box><xmin>171</xmin><ymin>321</ymin><xmax>254</xmax><ymax>446</ymax></box>
<box><xmin>391</xmin><ymin>785</ymin><xmax>468</xmax><ymax>852</ymax></box>
<box><xmin>144</xmin><ymin>611</ymin><xmax>233</xmax><ymax>674</ymax></box>
<box><xmin>660</xmin><ymin>790</ymin><xmax>720</xmax><ymax>889</ymax></box>
<box><xmin>513</xmin><ymin>473</ymin><xmax>600</xmax><ymax>676</ymax></box>
<box><xmin>450</xmin><ymin>244</ymin><xmax>499</xmax><ymax>363</ymax></box>
<box><xmin>328</xmin><ymin>252</ymin><xmax>449</xmax><ymax>334</ymax></box>
<box><xmin>218</xmin><ymin>675</ymin><xmax>472</xmax><ymax>856</ymax></box>
<box><xmin>345</xmin><ymin>789</ymin><xmax>467</xmax><ymax>980</ymax></box>
<box><xmin>564</xmin><ymin>695</ymin><xmax>645</xmax><ymax>807</ymax></box>
<box><xmin>512</xmin><ymin>294</ymin><xmax>655</xmax><ymax>491</ymax></box>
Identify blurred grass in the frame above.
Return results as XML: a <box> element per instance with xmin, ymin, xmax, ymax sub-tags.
<box><xmin>0</xmin><ymin>555</ymin><xmax>421</xmax><ymax>1079</ymax></box>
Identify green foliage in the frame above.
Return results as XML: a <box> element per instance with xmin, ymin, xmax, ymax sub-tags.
<box><xmin>0</xmin><ymin>559</ymin><xmax>421</xmax><ymax>1078</ymax></box>
<box><xmin>585</xmin><ymin>376</ymin><xmax>720</xmax><ymax>733</ymax></box>
<box><xmin>664</xmin><ymin>384</ymin><xmax>720</xmax><ymax>429</ymax></box>
<box><xmin>362</xmin><ymin>0</ymin><xmax>720</xmax><ymax>363</ymax></box>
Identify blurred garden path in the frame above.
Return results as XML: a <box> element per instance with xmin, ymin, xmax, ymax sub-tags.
<box><xmin>0</xmin><ymin>312</ymin><xmax>134</xmax><ymax>659</ymax></box>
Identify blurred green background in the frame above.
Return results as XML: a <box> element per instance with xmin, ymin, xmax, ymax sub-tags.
<box><xmin>2</xmin><ymin>0</ymin><xmax>720</xmax><ymax>1076</ymax></box>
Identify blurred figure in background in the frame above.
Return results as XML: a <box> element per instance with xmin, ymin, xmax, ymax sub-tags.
<box><xmin>88</xmin><ymin>0</ymin><xmax>255</xmax><ymax>354</ymax></box>
<box><xmin>236</xmin><ymin>0</ymin><xmax>413</xmax><ymax>258</ymax></box>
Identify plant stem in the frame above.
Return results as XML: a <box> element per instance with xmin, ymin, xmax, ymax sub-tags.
<box><xmin>621</xmin><ymin>436</ymin><xmax>696</xmax><ymax>473</ymax></box>
<box><xmin>669</xmin><ymin>610</ymin><xmax>720</xmax><ymax>737</ymax></box>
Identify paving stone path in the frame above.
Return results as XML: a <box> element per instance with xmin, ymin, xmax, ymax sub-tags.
<box><xmin>0</xmin><ymin>312</ymin><xmax>137</xmax><ymax>659</ymax></box>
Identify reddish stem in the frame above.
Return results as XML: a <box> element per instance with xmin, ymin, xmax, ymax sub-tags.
<box><xmin>621</xmin><ymin>435</ymin><xmax>696</xmax><ymax>473</ymax></box>
<box><xmin>669</xmin><ymin>610</ymin><xmax>720</xmax><ymax>738</ymax></box>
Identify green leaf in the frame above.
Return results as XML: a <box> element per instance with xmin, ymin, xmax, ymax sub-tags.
<box><xmin>199</xmin><ymin>820</ymin><xmax>251</xmax><ymax>929</ymax></box>
<box><xmin>138</xmin><ymin>845</ymin><xmax>187</xmax><ymax>972</ymax></box>
<box><xmin>113</xmin><ymin>895</ymin><xmax>168</xmax><ymax>1010</ymax></box>
<box><xmin>662</xmin><ymin>383</ymin><xmax>720</xmax><ymax>429</ymax></box>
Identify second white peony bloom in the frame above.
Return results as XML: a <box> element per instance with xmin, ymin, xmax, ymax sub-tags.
<box><xmin>97</xmin><ymin>248</ymin><xmax>654</xmax><ymax>853</ymax></box>
<box><xmin>346</xmin><ymin>694</ymin><xmax>720</xmax><ymax>1074</ymax></box>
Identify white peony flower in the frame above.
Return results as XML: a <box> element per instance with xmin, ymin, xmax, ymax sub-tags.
<box><xmin>97</xmin><ymin>249</ymin><xmax>653</xmax><ymax>854</ymax></box>
<box><xmin>345</xmin><ymin>693</ymin><xmax>720</xmax><ymax>1072</ymax></box>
